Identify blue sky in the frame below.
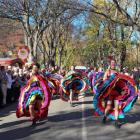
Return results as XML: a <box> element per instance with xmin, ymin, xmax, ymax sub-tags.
<box><xmin>72</xmin><ymin>0</ymin><xmax>140</xmax><ymax>42</ymax></box>
<box><xmin>72</xmin><ymin>13</ymin><xmax>87</xmax><ymax>29</ymax></box>
<box><xmin>72</xmin><ymin>0</ymin><xmax>92</xmax><ymax>29</ymax></box>
<box><xmin>131</xmin><ymin>31</ymin><xmax>140</xmax><ymax>43</ymax></box>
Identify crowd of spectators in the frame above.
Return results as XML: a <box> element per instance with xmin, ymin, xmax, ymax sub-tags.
<box><xmin>0</xmin><ymin>63</ymin><xmax>140</xmax><ymax>108</ymax></box>
<box><xmin>0</xmin><ymin>63</ymin><xmax>67</xmax><ymax>108</ymax></box>
<box><xmin>0</xmin><ymin>64</ymin><xmax>29</xmax><ymax>107</ymax></box>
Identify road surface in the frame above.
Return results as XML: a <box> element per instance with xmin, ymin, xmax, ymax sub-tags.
<box><xmin>0</xmin><ymin>94</ymin><xmax>140</xmax><ymax>140</ymax></box>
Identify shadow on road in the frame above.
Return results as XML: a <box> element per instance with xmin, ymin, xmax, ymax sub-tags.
<box><xmin>52</xmin><ymin>95</ymin><xmax>60</xmax><ymax>100</ymax></box>
<box><xmin>0</xmin><ymin>102</ymin><xmax>17</xmax><ymax>118</ymax></box>
<box><xmin>0</xmin><ymin>119</ymin><xmax>29</xmax><ymax>129</ymax></box>
<box><xmin>76</xmin><ymin>101</ymin><xmax>93</xmax><ymax>105</ymax></box>
<box><xmin>0</xmin><ymin>124</ymin><xmax>50</xmax><ymax>140</ymax></box>
<box><xmin>48</xmin><ymin>108</ymin><xmax>93</xmax><ymax>122</ymax></box>
<box><xmin>124</xmin><ymin>112</ymin><xmax>140</xmax><ymax>124</ymax></box>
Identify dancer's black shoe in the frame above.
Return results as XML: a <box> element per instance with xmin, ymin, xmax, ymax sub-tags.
<box><xmin>31</xmin><ymin>119</ymin><xmax>36</xmax><ymax>126</ymax></box>
<box><xmin>70</xmin><ymin>103</ymin><xmax>74</xmax><ymax>107</ymax></box>
<box><xmin>114</xmin><ymin>120</ymin><xmax>121</xmax><ymax>128</ymax></box>
<box><xmin>102</xmin><ymin>116</ymin><xmax>106</xmax><ymax>124</ymax></box>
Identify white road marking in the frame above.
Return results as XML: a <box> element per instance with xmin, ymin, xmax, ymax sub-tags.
<box><xmin>81</xmin><ymin>97</ymin><xmax>88</xmax><ymax>140</ymax></box>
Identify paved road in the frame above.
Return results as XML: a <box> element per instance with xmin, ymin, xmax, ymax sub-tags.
<box><xmin>0</xmin><ymin>95</ymin><xmax>140</xmax><ymax>140</ymax></box>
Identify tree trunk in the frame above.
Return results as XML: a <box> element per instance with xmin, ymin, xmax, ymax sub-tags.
<box><xmin>43</xmin><ymin>50</ymin><xmax>46</xmax><ymax>67</ymax></box>
<box><xmin>120</xmin><ymin>45</ymin><xmax>126</xmax><ymax>71</ymax></box>
<box><xmin>27</xmin><ymin>36</ymin><xmax>34</xmax><ymax>63</ymax></box>
<box><xmin>23</xmin><ymin>15</ymin><xmax>35</xmax><ymax>63</ymax></box>
<box><xmin>58</xmin><ymin>50</ymin><xmax>62</xmax><ymax>67</ymax></box>
<box><xmin>119</xmin><ymin>26</ymin><xmax>126</xmax><ymax>72</ymax></box>
<box><xmin>33</xmin><ymin>31</ymin><xmax>39</xmax><ymax>60</ymax></box>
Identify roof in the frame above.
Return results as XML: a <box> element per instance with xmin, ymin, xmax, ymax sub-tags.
<box><xmin>0</xmin><ymin>57</ymin><xmax>24</xmax><ymax>66</ymax></box>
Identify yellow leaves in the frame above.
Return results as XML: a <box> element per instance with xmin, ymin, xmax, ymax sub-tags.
<box><xmin>94</xmin><ymin>0</ymin><xmax>106</xmax><ymax>8</ymax></box>
<box><xmin>85</xmin><ymin>27</ymin><xmax>98</xmax><ymax>36</ymax></box>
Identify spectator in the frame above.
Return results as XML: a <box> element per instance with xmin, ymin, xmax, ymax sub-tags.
<box><xmin>6</xmin><ymin>69</ymin><xmax>15</xmax><ymax>103</ymax></box>
<box><xmin>0</xmin><ymin>66</ymin><xmax>8</xmax><ymax>106</ymax></box>
<box><xmin>132</xmin><ymin>67</ymin><xmax>140</xmax><ymax>88</ymax></box>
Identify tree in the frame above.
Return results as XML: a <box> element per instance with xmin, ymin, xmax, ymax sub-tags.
<box><xmin>39</xmin><ymin>3</ymin><xmax>81</xmax><ymax>67</ymax></box>
<box><xmin>75</xmin><ymin>0</ymin><xmax>140</xmax><ymax>31</ymax></box>
<box><xmin>0</xmin><ymin>18</ymin><xmax>24</xmax><ymax>57</ymax></box>
<box><xmin>0</xmin><ymin>0</ymin><xmax>76</xmax><ymax>62</ymax></box>
<box><xmin>82</xmin><ymin>6</ymin><xmax>134</xmax><ymax>70</ymax></box>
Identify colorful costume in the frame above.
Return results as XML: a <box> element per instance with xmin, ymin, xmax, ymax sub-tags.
<box><xmin>44</xmin><ymin>71</ymin><xmax>63</xmax><ymax>95</ymax></box>
<box><xmin>92</xmin><ymin>72</ymin><xmax>138</xmax><ymax>120</ymax></box>
<box><xmin>16</xmin><ymin>75</ymin><xmax>51</xmax><ymax>119</ymax></box>
<box><xmin>60</xmin><ymin>71</ymin><xmax>89</xmax><ymax>101</ymax></box>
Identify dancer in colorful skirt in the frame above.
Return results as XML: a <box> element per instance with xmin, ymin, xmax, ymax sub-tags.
<box><xmin>16</xmin><ymin>65</ymin><xmax>51</xmax><ymax>126</ymax></box>
<box><xmin>93</xmin><ymin>59</ymin><xmax>138</xmax><ymax>128</ymax></box>
<box><xmin>60</xmin><ymin>66</ymin><xmax>88</xmax><ymax>107</ymax></box>
<box><xmin>44</xmin><ymin>71</ymin><xmax>63</xmax><ymax>97</ymax></box>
